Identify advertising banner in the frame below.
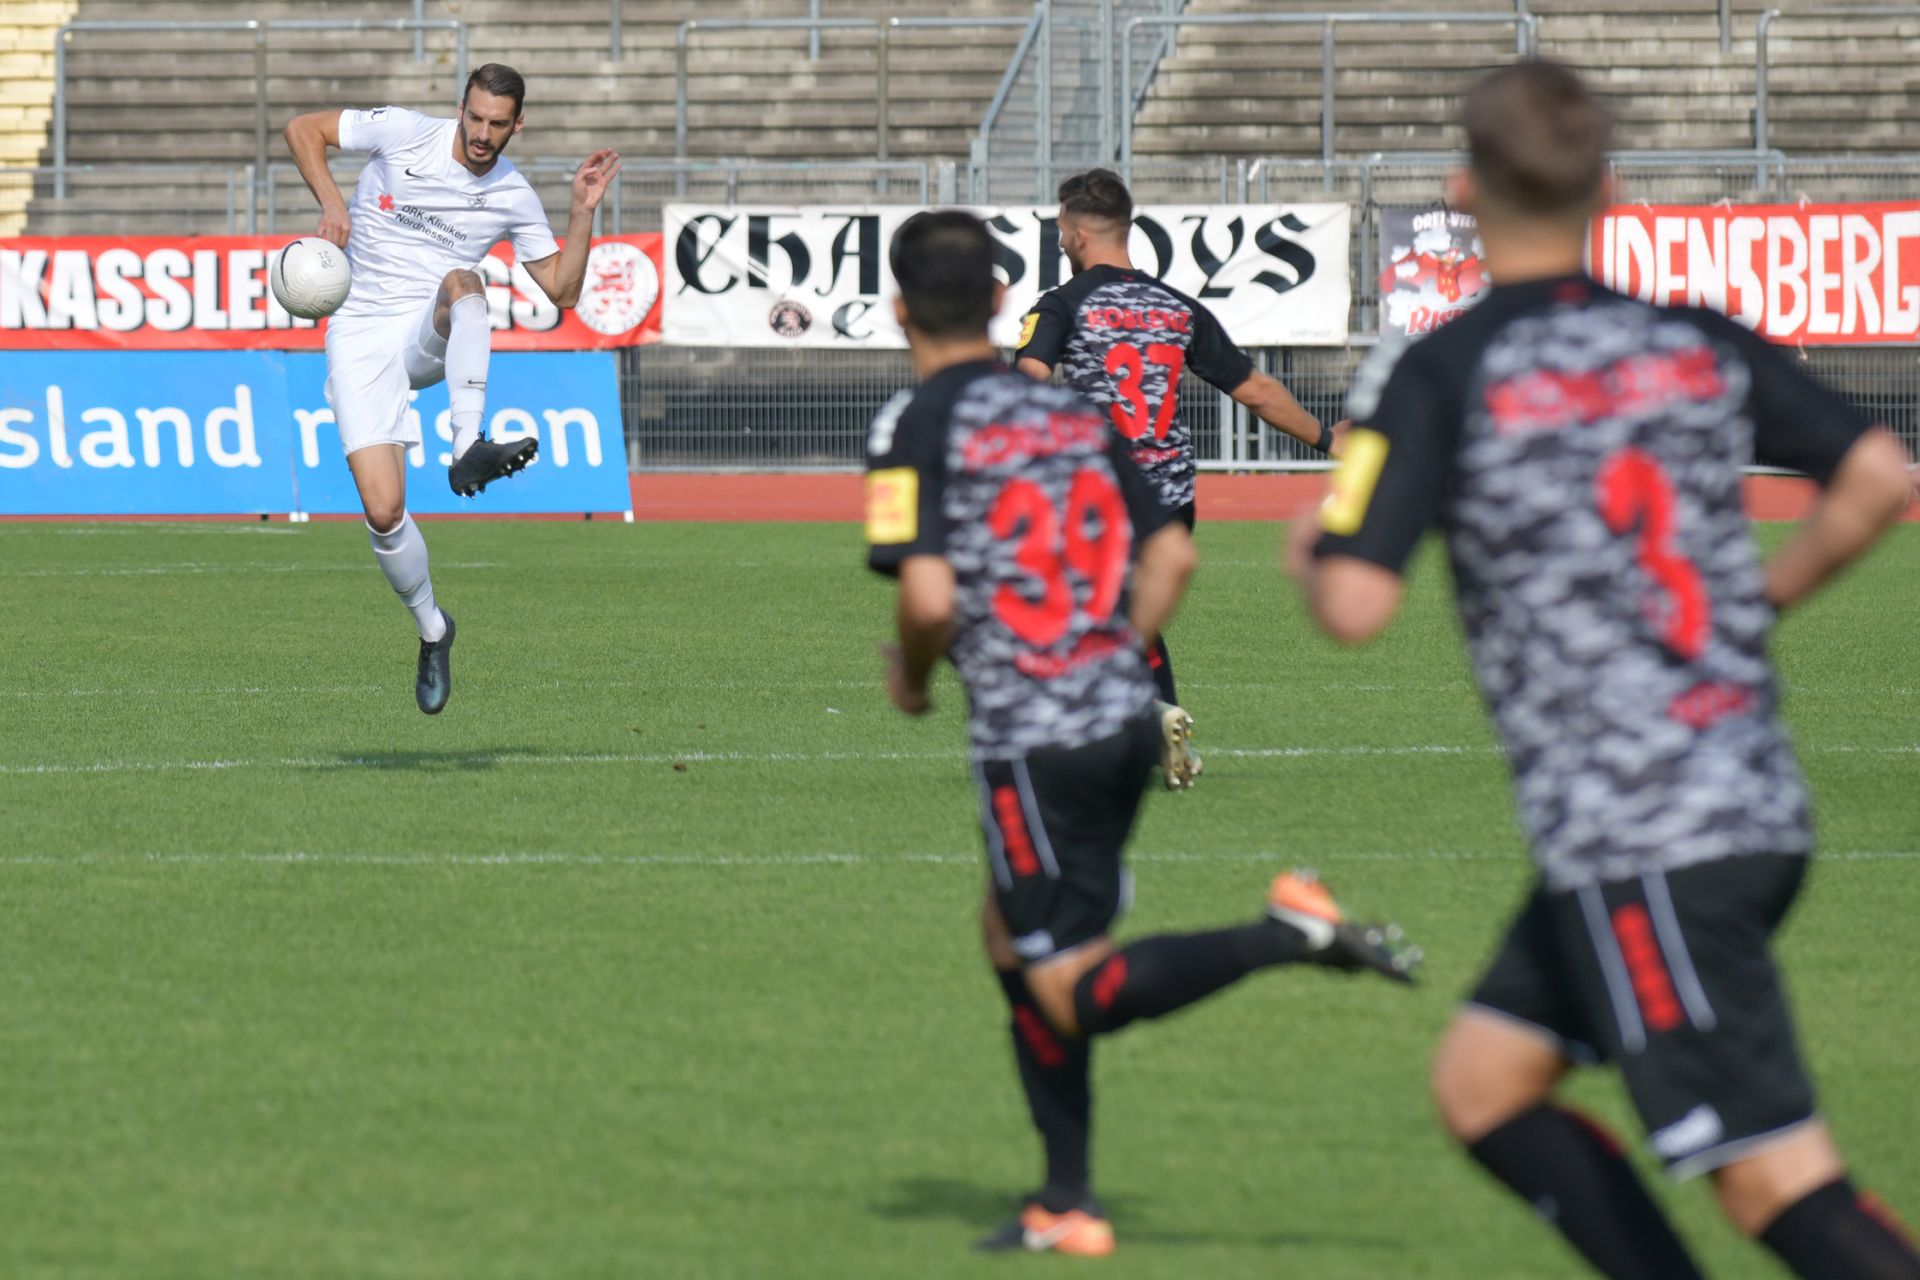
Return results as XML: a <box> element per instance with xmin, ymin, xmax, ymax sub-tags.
<box><xmin>663</xmin><ymin>204</ymin><xmax>1353</xmax><ymax>348</ymax></box>
<box><xmin>1590</xmin><ymin>204</ymin><xmax>1920</xmax><ymax>345</ymax></box>
<box><xmin>1378</xmin><ymin>207</ymin><xmax>1487</xmax><ymax>336</ymax></box>
<box><xmin>0</xmin><ymin>234</ymin><xmax>663</xmax><ymax>350</ymax></box>
<box><xmin>0</xmin><ymin>351</ymin><xmax>631</xmax><ymax>516</ymax></box>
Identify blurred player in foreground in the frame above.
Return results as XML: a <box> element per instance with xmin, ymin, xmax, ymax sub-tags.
<box><xmin>1017</xmin><ymin>168</ymin><xmax>1345</xmax><ymax>788</ymax></box>
<box><xmin>284</xmin><ymin>64</ymin><xmax>620</xmax><ymax>713</ymax></box>
<box><xmin>1290</xmin><ymin>59</ymin><xmax>1920</xmax><ymax>1280</ymax></box>
<box><xmin>869</xmin><ymin>210</ymin><xmax>1418</xmax><ymax>1258</ymax></box>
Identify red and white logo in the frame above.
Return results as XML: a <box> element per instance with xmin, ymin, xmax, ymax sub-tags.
<box><xmin>575</xmin><ymin>241</ymin><xmax>660</xmax><ymax>337</ymax></box>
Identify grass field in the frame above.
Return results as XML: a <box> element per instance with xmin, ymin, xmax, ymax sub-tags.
<box><xmin>2</xmin><ymin>517</ymin><xmax>1915</xmax><ymax>1279</ymax></box>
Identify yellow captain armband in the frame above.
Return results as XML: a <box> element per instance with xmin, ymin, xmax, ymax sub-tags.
<box><xmin>1018</xmin><ymin>312</ymin><xmax>1040</xmax><ymax>349</ymax></box>
<box><xmin>1319</xmin><ymin>428</ymin><xmax>1390</xmax><ymax>536</ymax></box>
<box><xmin>865</xmin><ymin>467</ymin><xmax>919</xmax><ymax>545</ymax></box>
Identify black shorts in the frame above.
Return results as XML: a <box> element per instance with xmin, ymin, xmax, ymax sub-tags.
<box><xmin>1174</xmin><ymin>501</ymin><xmax>1196</xmax><ymax>531</ymax></box>
<box><xmin>1468</xmin><ymin>852</ymin><xmax>1817</xmax><ymax>1179</ymax></box>
<box><xmin>974</xmin><ymin>714</ymin><xmax>1162</xmax><ymax>965</ymax></box>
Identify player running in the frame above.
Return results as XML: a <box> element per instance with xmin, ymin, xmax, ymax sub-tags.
<box><xmin>1016</xmin><ymin>168</ymin><xmax>1345</xmax><ymax>788</ymax></box>
<box><xmin>284</xmin><ymin>64</ymin><xmax>620</xmax><ymax>714</ymax></box>
<box><xmin>870</xmin><ymin>210</ymin><xmax>1418</xmax><ymax>1259</ymax></box>
<box><xmin>1290</xmin><ymin>60</ymin><xmax>1920</xmax><ymax>1280</ymax></box>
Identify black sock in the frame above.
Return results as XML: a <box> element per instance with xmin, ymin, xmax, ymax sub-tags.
<box><xmin>997</xmin><ymin>970</ymin><xmax>1091</xmax><ymax>1211</ymax></box>
<box><xmin>1761</xmin><ymin>1178</ymin><xmax>1920</xmax><ymax>1279</ymax></box>
<box><xmin>1070</xmin><ymin>922</ymin><xmax>1305</xmax><ymax>1036</ymax></box>
<box><xmin>1148</xmin><ymin>635</ymin><xmax>1177</xmax><ymax>704</ymax></box>
<box><xmin>1467</xmin><ymin>1104</ymin><xmax>1704</xmax><ymax>1279</ymax></box>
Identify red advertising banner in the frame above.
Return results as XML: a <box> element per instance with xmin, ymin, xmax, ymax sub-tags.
<box><xmin>1591</xmin><ymin>203</ymin><xmax>1920</xmax><ymax>345</ymax></box>
<box><xmin>0</xmin><ymin>234</ymin><xmax>662</xmax><ymax>350</ymax></box>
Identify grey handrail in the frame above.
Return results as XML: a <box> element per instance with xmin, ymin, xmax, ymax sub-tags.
<box><xmin>54</xmin><ymin>18</ymin><xmax>467</xmax><ymax>203</ymax></box>
<box><xmin>678</xmin><ymin>17</ymin><xmax>1012</xmax><ymax>196</ymax></box>
<box><xmin>977</xmin><ymin>7</ymin><xmax>1048</xmax><ymax>163</ymax></box>
<box><xmin>1756</xmin><ymin>6</ymin><xmax>1920</xmax><ymax>153</ymax></box>
<box><xmin>1119</xmin><ymin>11</ymin><xmax>1540</xmax><ymax>171</ymax></box>
<box><xmin>676</xmin><ymin>18</ymin><xmax>884</xmax><ymax>196</ymax></box>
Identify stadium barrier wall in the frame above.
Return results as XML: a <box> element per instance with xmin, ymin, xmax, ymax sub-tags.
<box><xmin>6</xmin><ymin>159</ymin><xmax>1920</xmax><ymax>476</ymax></box>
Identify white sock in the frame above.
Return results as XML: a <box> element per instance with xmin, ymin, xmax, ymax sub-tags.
<box><xmin>368</xmin><ymin>512</ymin><xmax>447</xmax><ymax>642</ymax></box>
<box><xmin>446</xmin><ymin>292</ymin><xmax>490</xmax><ymax>461</ymax></box>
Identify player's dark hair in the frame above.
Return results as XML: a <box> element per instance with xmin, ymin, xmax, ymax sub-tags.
<box><xmin>890</xmin><ymin>210</ymin><xmax>997</xmax><ymax>338</ymax></box>
<box><xmin>1463</xmin><ymin>60</ymin><xmax>1611</xmax><ymax>221</ymax></box>
<box><xmin>1058</xmin><ymin>169</ymin><xmax>1133</xmax><ymax>227</ymax></box>
<box><xmin>464</xmin><ymin>63</ymin><xmax>526</xmax><ymax>117</ymax></box>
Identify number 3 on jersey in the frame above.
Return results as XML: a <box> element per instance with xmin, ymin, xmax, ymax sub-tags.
<box><xmin>989</xmin><ymin>469</ymin><xmax>1129</xmax><ymax>646</ymax></box>
<box><xmin>1597</xmin><ymin>447</ymin><xmax>1710</xmax><ymax>660</ymax></box>
<box><xmin>1105</xmin><ymin>342</ymin><xmax>1186</xmax><ymax>441</ymax></box>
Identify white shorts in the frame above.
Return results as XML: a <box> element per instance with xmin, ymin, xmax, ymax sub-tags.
<box><xmin>324</xmin><ymin>297</ymin><xmax>448</xmax><ymax>455</ymax></box>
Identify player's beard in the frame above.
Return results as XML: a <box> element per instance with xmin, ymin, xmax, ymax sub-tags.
<box><xmin>457</xmin><ymin>121</ymin><xmax>509</xmax><ymax>168</ymax></box>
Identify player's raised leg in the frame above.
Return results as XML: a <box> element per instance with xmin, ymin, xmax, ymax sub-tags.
<box><xmin>429</xmin><ymin>267</ymin><xmax>537</xmax><ymax>497</ymax></box>
<box><xmin>349</xmin><ymin>443</ymin><xmax>455</xmax><ymax>714</ymax></box>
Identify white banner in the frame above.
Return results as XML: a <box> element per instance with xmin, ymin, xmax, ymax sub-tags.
<box><xmin>663</xmin><ymin>205</ymin><xmax>1352</xmax><ymax>348</ymax></box>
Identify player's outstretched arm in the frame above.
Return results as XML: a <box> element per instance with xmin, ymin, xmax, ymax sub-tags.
<box><xmin>283</xmin><ymin>110</ymin><xmax>350</xmax><ymax>248</ymax></box>
<box><xmin>1763</xmin><ymin>427</ymin><xmax>1911</xmax><ymax>612</ymax></box>
<box><xmin>884</xmin><ymin>555</ymin><xmax>955</xmax><ymax>715</ymax></box>
<box><xmin>1230</xmin><ymin>371</ymin><xmax>1341</xmax><ymax>456</ymax></box>
<box><xmin>521</xmin><ymin>148</ymin><xmax>623</xmax><ymax>309</ymax></box>
<box><xmin>1014</xmin><ymin>356</ymin><xmax>1053</xmax><ymax>382</ymax></box>
<box><xmin>1130</xmin><ymin>523</ymin><xmax>1198</xmax><ymax>651</ymax></box>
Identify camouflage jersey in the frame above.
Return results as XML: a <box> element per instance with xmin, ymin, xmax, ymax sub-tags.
<box><xmin>1318</xmin><ymin>275</ymin><xmax>1872</xmax><ymax>891</ymax></box>
<box><xmin>865</xmin><ymin>358</ymin><xmax>1171</xmax><ymax>760</ymax></box>
<box><xmin>1016</xmin><ymin>264</ymin><xmax>1255</xmax><ymax>510</ymax></box>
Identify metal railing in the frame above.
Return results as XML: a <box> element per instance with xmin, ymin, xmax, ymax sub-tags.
<box><xmin>976</xmin><ymin>8</ymin><xmax>1050</xmax><ymax>171</ymax></box>
<box><xmin>675</xmin><ymin>15</ymin><xmax>1032</xmax><ymax>197</ymax></box>
<box><xmin>1118</xmin><ymin>11</ymin><xmax>1540</xmax><ymax>170</ymax></box>
<box><xmin>1756</xmin><ymin>6</ymin><xmax>1920</xmax><ymax>153</ymax></box>
<box><xmin>51</xmin><ymin>18</ymin><xmax>468</xmax><ymax>201</ymax></box>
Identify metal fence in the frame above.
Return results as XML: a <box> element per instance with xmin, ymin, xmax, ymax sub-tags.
<box><xmin>618</xmin><ymin>343</ymin><xmax>1920</xmax><ymax>474</ymax></box>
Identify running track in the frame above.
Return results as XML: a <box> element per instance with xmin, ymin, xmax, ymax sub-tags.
<box><xmin>1</xmin><ymin>474</ymin><xmax>1908</xmax><ymax>523</ymax></box>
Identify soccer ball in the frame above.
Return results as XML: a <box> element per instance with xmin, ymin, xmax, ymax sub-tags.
<box><xmin>270</xmin><ymin>237</ymin><xmax>352</xmax><ymax>319</ymax></box>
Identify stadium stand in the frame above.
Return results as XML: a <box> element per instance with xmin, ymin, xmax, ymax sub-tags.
<box><xmin>1129</xmin><ymin>0</ymin><xmax>1920</xmax><ymax>161</ymax></box>
<box><xmin>1</xmin><ymin>1</ymin><xmax>76</xmax><ymax>233</ymax></box>
<box><xmin>23</xmin><ymin>0</ymin><xmax>1032</xmax><ymax>232</ymax></box>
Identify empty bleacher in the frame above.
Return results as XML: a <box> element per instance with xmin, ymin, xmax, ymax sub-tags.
<box><xmin>1128</xmin><ymin>0</ymin><xmax>1920</xmax><ymax>162</ymax></box>
<box><xmin>12</xmin><ymin>0</ymin><xmax>1920</xmax><ymax>230</ymax></box>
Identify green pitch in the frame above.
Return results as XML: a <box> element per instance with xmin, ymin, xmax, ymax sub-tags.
<box><xmin>2</xmin><ymin>518</ymin><xmax>1915</xmax><ymax>1279</ymax></box>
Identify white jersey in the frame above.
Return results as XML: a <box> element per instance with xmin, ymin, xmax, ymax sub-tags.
<box><xmin>332</xmin><ymin>106</ymin><xmax>560</xmax><ymax>321</ymax></box>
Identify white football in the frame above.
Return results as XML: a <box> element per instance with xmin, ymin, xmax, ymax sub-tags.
<box><xmin>270</xmin><ymin>237</ymin><xmax>352</xmax><ymax>319</ymax></box>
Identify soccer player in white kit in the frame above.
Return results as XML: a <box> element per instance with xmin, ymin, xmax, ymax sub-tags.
<box><xmin>283</xmin><ymin>64</ymin><xmax>620</xmax><ymax>713</ymax></box>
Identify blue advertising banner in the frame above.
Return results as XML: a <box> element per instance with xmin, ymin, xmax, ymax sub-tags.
<box><xmin>0</xmin><ymin>351</ymin><xmax>298</xmax><ymax>515</ymax></box>
<box><xmin>0</xmin><ymin>351</ymin><xmax>631</xmax><ymax>517</ymax></box>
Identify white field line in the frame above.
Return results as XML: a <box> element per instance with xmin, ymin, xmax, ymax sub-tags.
<box><xmin>3</xmin><ymin>679</ymin><xmax>1908</xmax><ymax>701</ymax></box>
<box><xmin>2</xmin><ymin>848</ymin><xmax>1917</xmax><ymax>869</ymax></box>
<box><xmin>46</xmin><ymin>523</ymin><xmax>303</xmax><ymax>536</ymax></box>
<box><xmin>0</xmin><ymin>678</ymin><xmax>884</xmax><ymax>700</ymax></box>
<box><xmin>0</xmin><ymin>561</ymin><xmax>501</xmax><ymax>579</ymax></box>
<box><xmin>0</xmin><ymin>678</ymin><xmax>658</xmax><ymax>701</ymax></box>
<box><xmin>0</xmin><ymin>743</ymin><xmax>1914</xmax><ymax>779</ymax></box>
